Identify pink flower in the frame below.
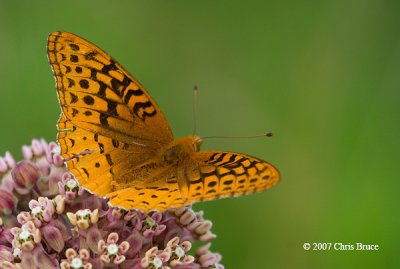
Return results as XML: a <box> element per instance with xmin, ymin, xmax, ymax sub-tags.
<box><xmin>98</xmin><ymin>232</ymin><xmax>129</xmax><ymax>264</ymax></box>
<box><xmin>196</xmin><ymin>243</ymin><xmax>224</xmax><ymax>269</ymax></box>
<box><xmin>166</xmin><ymin>237</ymin><xmax>195</xmax><ymax>266</ymax></box>
<box><xmin>28</xmin><ymin>197</ymin><xmax>55</xmax><ymax>223</ymax></box>
<box><xmin>141</xmin><ymin>246</ymin><xmax>171</xmax><ymax>269</ymax></box>
<box><xmin>11</xmin><ymin>221</ymin><xmax>41</xmax><ymax>251</ymax></box>
<box><xmin>0</xmin><ymin>139</ymin><xmax>224</xmax><ymax>268</ymax></box>
<box><xmin>60</xmin><ymin>248</ymin><xmax>92</xmax><ymax>269</ymax></box>
<box><xmin>58</xmin><ymin>173</ymin><xmax>84</xmax><ymax>201</ymax></box>
<box><xmin>132</xmin><ymin>210</ymin><xmax>166</xmax><ymax>237</ymax></box>
<box><xmin>67</xmin><ymin>209</ymin><xmax>99</xmax><ymax>230</ymax></box>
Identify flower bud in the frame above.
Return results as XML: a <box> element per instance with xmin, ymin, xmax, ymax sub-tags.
<box><xmin>11</xmin><ymin>161</ymin><xmax>39</xmax><ymax>194</ymax></box>
<box><xmin>41</xmin><ymin>225</ymin><xmax>65</xmax><ymax>252</ymax></box>
<box><xmin>0</xmin><ymin>245</ymin><xmax>13</xmax><ymax>263</ymax></box>
<box><xmin>0</xmin><ymin>188</ymin><xmax>16</xmax><ymax>216</ymax></box>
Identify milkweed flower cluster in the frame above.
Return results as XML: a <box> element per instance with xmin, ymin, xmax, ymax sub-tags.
<box><xmin>0</xmin><ymin>139</ymin><xmax>224</xmax><ymax>269</ymax></box>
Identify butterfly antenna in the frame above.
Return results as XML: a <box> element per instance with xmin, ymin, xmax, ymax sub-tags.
<box><xmin>192</xmin><ymin>85</ymin><xmax>199</xmax><ymax>135</ymax></box>
<box><xmin>201</xmin><ymin>132</ymin><xmax>273</xmax><ymax>140</ymax></box>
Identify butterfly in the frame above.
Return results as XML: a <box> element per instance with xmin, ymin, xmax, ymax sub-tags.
<box><xmin>47</xmin><ymin>31</ymin><xmax>280</xmax><ymax>212</ymax></box>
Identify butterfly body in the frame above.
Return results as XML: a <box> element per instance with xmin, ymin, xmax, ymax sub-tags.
<box><xmin>48</xmin><ymin>31</ymin><xmax>280</xmax><ymax>212</ymax></box>
<box><xmin>111</xmin><ymin>135</ymin><xmax>200</xmax><ymax>189</ymax></box>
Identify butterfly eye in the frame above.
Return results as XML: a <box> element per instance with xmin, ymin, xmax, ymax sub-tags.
<box><xmin>169</xmin><ymin>149</ymin><xmax>175</xmax><ymax>157</ymax></box>
<box><xmin>192</xmin><ymin>142</ymin><xmax>201</xmax><ymax>152</ymax></box>
<box><xmin>192</xmin><ymin>137</ymin><xmax>202</xmax><ymax>152</ymax></box>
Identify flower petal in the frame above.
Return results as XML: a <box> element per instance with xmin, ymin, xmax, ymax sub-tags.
<box><xmin>86</xmin><ymin>226</ymin><xmax>102</xmax><ymax>254</ymax></box>
<box><xmin>41</xmin><ymin>225</ymin><xmax>64</xmax><ymax>252</ymax></box>
<box><xmin>107</xmin><ymin>232</ymin><xmax>119</xmax><ymax>244</ymax></box>
<box><xmin>33</xmin><ymin>247</ymin><xmax>57</xmax><ymax>269</ymax></box>
<box><xmin>114</xmin><ymin>255</ymin><xmax>126</xmax><ymax>264</ymax></box>
<box><xmin>119</xmin><ymin>241</ymin><xmax>130</xmax><ymax>254</ymax></box>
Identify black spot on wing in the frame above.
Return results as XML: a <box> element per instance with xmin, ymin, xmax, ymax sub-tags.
<box><xmin>100</xmin><ymin>113</ymin><xmax>109</xmax><ymax>127</ymax></box>
<box><xmin>83</xmin><ymin>95</ymin><xmax>95</xmax><ymax>105</ymax></box>
<box><xmin>67</xmin><ymin>78</ymin><xmax>75</xmax><ymax>88</ymax></box>
<box><xmin>85</xmin><ymin>51</ymin><xmax>97</xmax><ymax>60</ymax></box>
<box><xmin>112</xmin><ymin>139</ymin><xmax>119</xmax><ymax>148</ymax></box>
<box><xmin>68</xmin><ymin>138</ymin><xmax>75</xmax><ymax>147</ymax></box>
<box><xmin>223</xmin><ymin>180</ymin><xmax>234</xmax><ymax>185</ymax></box>
<box><xmin>124</xmin><ymin>88</ymin><xmax>144</xmax><ymax>104</ymax></box>
<box><xmin>70</xmin><ymin>55</ymin><xmax>78</xmax><ymax>62</ymax></box>
<box><xmin>208</xmin><ymin>181</ymin><xmax>217</xmax><ymax>187</ymax></box>
<box><xmin>208</xmin><ymin>153</ymin><xmax>226</xmax><ymax>165</ymax></box>
<box><xmin>69</xmin><ymin>92</ymin><xmax>78</xmax><ymax>104</ymax></box>
<box><xmin>107</xmin><ymin>100</ymin><xmax>118</xmax><ymax>116</ymax></box>
<box><xmin>98</xmin><ymin>143</ymin><xmax>104</xmax><ymax>153</ymax></box>
<box><xmin>133</xmin><ymin>101</ymin><xmax>156</xmax><ymax>121</ymax></box>
<box><xmin>106</xmin><ymin>154</ymin><xmax>114</xmax><ymax>166</ymax></box>
<box><xmin>101</xmin><ymin>62</ymin><xmax>118</xmax><ymax>73</ymax></box>
<box><xmin>71</xmin><ymin>108</ymin><xmax>79</xmax><ymax>117</ymax></box>
<box><xmin>217</xmin><ymin>154</ymin><xmax>238</xmax><ymax>166</ymax></box>
<box><xmin>207</xmin><ymin>152</ymin><xmax>219</xmax><ymax>163</ymax></box>
<box><xmin>79</xmin><ymin>79</ymin><xmax>89</xmax><ymax>89</ymax></box>
<box><xmin>69</xmin><ymin>44</ymin><xmax>80</xmax><ymax>51</ymax></box>
<box><xmin>81</xmin><ymin>168</ymin><xmax>89</xmax><ymax>177</ymax></box>
<box><xmin>250</xmin><ymin>178</ymin><xmax>258</xmax><ymax>183</ymax></box>
<box><xmin>97</xmin><ymin>81</ymin><xmax>107</xmax><ymax>98</ymax></box>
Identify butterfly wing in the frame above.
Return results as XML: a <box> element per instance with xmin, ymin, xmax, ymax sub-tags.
<box><xmin>59</xmin><ymin>112</ymin><xmax>186</xmax><ymax>211</ymax></box>
<box><xmin>48</xmin><ymin>32</ymin><xmax>177</xmax><ymax>211</ymax></box>
<box><xmin>48</xmin><ymin>31</ymin><xmax>173</xmax><ymax>146</ymax></box>
<box><xmin>48</xmin><ymin>31</ymin><xmax>279</xmax><ymax>211</ymax></box>
<box><xmin>180</xmin><ymin>151</ymin><xmax>280</xmax><ymax>202</ymax></box>
<box><xmin>105</xmin><ymin>168</ymin><xmax>189</xmax><ymax>212</ymax></box>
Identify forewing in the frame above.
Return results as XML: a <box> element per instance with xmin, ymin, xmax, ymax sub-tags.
<box><xmin>48</xmin><ymin>31</ymin><xmax>173</xmax><ymax>146</ymax></box>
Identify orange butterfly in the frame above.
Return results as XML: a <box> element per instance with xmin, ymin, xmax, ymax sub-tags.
<box><xmin>47</xmin><ymin>31</ymin><xmax>280</xmax><ymax>212</ymax></box>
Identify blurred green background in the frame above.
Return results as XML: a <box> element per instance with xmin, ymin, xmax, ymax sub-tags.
<box><xmin>0</xmin><ymin>1</ymin><xmax>399</xmax><ymax>268</ymax></box>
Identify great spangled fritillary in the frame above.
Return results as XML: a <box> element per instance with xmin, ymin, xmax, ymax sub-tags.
<box><xmin>47</xmin><ymin>31</ymin><xmax>280</xmax><ymax>212</ymax></box>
